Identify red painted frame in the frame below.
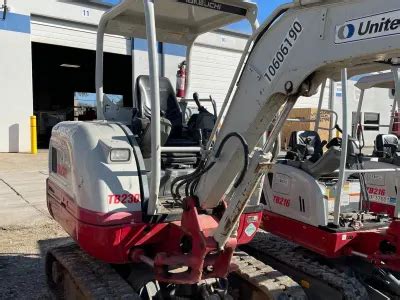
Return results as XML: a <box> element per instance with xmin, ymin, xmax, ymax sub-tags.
<box><xmin>367</xmin><ymin>201</ymin><xmax>395</xmax><ymax>218</ymax></box>
<box><xmin>262</xmin><ymin>210</ymin><xmax>400</xmax><ymax>271</ymax></box>
<box><xmin>47</xmin><ymin>179</ymin><xmax>262</xmax><ymax>284</ymax></box>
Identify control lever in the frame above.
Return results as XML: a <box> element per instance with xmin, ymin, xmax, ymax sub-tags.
<box><xmin>335</xmin><ymin>124</ymin><xmax>343</xmax><ymax>134</ymax></box>
<box><xmin>193</xmin><ymin>92</ymin><xmax>202</xmax><ymax>111</ymax></box>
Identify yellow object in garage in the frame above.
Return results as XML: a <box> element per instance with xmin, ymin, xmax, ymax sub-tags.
<box><xmin>30</xmin><ymin>116</ymin><xmax>37</xmax><ymax>154</ymax></box>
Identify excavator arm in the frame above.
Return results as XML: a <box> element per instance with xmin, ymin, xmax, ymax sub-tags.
<box><xmin>193</xmin><ymin>0</ymin><xmax>400</xmax><ymax>245</ymax></box>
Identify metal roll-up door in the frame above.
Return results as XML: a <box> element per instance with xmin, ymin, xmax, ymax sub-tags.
<box><xmin>190</xmin><ymin>31</ymin><xmax>248</xmax><ymax>112</ymax></box>
<box><xmin>31</xmin><ymin>16</ymin><xmax>131</xmax><ymax>55</ymax></box>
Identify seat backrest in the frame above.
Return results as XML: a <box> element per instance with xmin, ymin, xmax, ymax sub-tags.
<box><xmin>287</xmin><ymin>131</ymin><xmax>322</xmax><ymax>160</ymax></box>
<box><xmin>374</xmin><ymin>134</ymin><xmax>399</xmax><ymax>158</ymax></box>
<box><xmin>300</xmin><ymin>146</ymin><xmax>341</xmax><ymax>178</ymax></box>
<box><xmin>288</xmin><ymin>131</ymin><xmax>322</xmax><ymax>149</ymax></box>
<box><xmin>136</xmin><ymin>75</ymin><xmax>183</xmax><ymax>130</ymax></box>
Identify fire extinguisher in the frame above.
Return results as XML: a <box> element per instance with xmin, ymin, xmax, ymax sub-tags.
<box><xmin>176</xmin><ymin>61</ymin><xmax>186</xmax><ymax>98</ymax></box>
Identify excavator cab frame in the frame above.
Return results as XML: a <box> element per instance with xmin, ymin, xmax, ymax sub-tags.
<box><xmin>354</xmin><ymin>68</ymin><xmax>400</xmax><ymax>139</ymax></box>
<box><xmin>331</xmin><ymin>69</ymin><xmax>400</xmax><ymax>224</ymax></box>
<box><xmin>279</xmin><ymin>67</ymin><xmax>400</xmax><ymax>220</ymax></box>
<box><xmin>263</xmin><ymin>68</ymin><xmax>400</xmax><ymax>221</ymax></box>
<box><xmin>95</xmin><ymin>0</ymin><xmax>258</xmax><ymax>216</ymax></box>
<box><xmin>351</xmin><ymin>67</ymin><xmax>400</xmax><ymax>217</ymax></box>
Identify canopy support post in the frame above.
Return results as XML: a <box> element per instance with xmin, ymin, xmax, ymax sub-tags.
<box><xmin>143</xmin><ymin>0</ymin><xmax>161</xmax><ymax>215</ymax></box>
<box><xmin>96</xmin><ymin>0</ymin><xmax>132</xmax><ymax>120</ymax></box>
<box><xmin>185</xmin><ymin>40</ymin><xmax>195</xmax><ymax>99</ymax></box>
<box><xmin>315</xmin><ymin>79</ymin><xmax>327</xmax><ymax>132</ymax></box>
<box><xmin>353</xmin><ymin>89</ymin><xmax>365</xmax><ymax>138</ymax></box>
<box><xmin>333</xmin><ymin>69</ymin><xmax>349</xmax><ymax>226</ymax></box>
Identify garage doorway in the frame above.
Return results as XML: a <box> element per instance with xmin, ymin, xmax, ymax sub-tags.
<box><xmin>31</xmin><ymin>42</ymin><xmax>132</xmax><ymax>148</ymax></box>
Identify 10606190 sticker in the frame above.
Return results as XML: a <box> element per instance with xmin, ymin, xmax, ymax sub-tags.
<box><xmin>264</xmin><ymin>19</ymin><xmax>303</xmax><ymax>83</ymax></box>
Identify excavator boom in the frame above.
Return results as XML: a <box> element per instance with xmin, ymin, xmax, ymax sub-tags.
<box><xmin>197</xmin><ymin>0</ymin><xmax>400</xmax><ymax>211</ymax></box>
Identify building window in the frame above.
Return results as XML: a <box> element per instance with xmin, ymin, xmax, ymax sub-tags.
<box><xmin>364</xmin><ymin>112</ymin><xmax>380</xmax><ymax>131</ymax></box>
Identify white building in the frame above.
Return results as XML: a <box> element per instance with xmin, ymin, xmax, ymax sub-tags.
<box><xmin>296</xmin><ymin>79</ymin><xmax>395</xmax><ymax>146</ymax></box>
<box><xmin>0</xmin><ymin>0</ymin><xmax>393</xmax><ymax>152</ymax></box>
<box><xmin>0</xmin><ymin>0</ymin><xmax>248</xmax><ymax>152</ymax></box>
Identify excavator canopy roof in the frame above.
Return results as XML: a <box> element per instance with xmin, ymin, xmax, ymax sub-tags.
<box><xmin>355</xmin><ymin>72</ymin><xmax>395</xmax><ymax>90</ymax></box>
<box><xmin>103</xmin><ymin>0</ymin><xmax>258</xmax><ymax>45</ymax></box>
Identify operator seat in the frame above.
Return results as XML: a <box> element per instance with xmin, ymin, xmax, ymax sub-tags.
<box><xmin>373</xmin><ymin>134</ymin><xmax>399</xmax><ymax>158</ymax></box>
<box><xmin>135</xmin><ymin>75</ymin><xmax>183</xmax><ymax>137</ymax></box>
<box><xmin>286</xmin><ymin>131</ymin><xmax>323</xmax><ymax>162</ymax></box>
<box><xmin>134</xmin><ymin>75</ymin><xmax>198</xmax><ymax>165</ymax></box>
<box><xmin>285</xmin><ymin>131</ymin><xmax>342</xmax><ymax>178</ymax></box>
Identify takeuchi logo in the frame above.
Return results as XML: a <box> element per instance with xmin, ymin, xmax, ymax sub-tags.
<box><xmin>337</xmin><ymin>24</ymin><xmax>356</xmax><ymax>40</ymax></box>
<box><xmin>185</xmin><ymin>0</ymin><xmax>222</xmax><ymax>11</ymax></box>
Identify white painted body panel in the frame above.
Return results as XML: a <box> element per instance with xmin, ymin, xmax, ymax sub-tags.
<box><xmin>49</xmin><ymin>121</ymin><xmax>142</xmax><ymax>213</ymax></box>
<box><xmin>363</xmin><ymin>160</ymin><xmax>398</xmax><ymax>208</ymax></box>
<box><xmin>263</xmin><ymin>164</ymin><xmax>328</xmax><ymax>227</ymax></box>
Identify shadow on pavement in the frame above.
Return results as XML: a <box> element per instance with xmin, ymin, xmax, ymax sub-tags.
<box><xmin>0</xmin><ymin>237</ymin><xmax>71</xmax><ymax>299</ymax></box>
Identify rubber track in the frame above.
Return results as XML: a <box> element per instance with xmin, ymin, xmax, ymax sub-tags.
<box><xmin>243</xmin><ymin>231</ymin><xmax>369</xmax><ymax>300</ymax></box>
<box><xmin>47</xmin><ymin>243</ymin><xmax>140</xmax><ymax>300</ymax></box>
<box><xmin>233</xmin><ymin>251</ymin><xmax>307</xmax><ymax>299</ymax></box>
<box><xmin>47</xmin><ymin>243</ymin><xmax>307</xmax><ymax>300</ymax></box>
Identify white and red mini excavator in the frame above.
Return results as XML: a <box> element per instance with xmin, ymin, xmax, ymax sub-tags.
<box><xmin>46</xmin><ymin>0</ymin><xmax>400</xmax><ymax>299</ymax></box>
<box><xmin>352</xmin><ymin>69</ymin><xmax>400</xmax><ymax>218</ymax></box>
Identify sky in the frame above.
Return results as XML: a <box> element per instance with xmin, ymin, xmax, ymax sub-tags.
<box><xmin>101</xmin><ymin>0</ymin><xmax>291</xmax><ymax>33</ymax></box>
<box><xmin>226</xmin><ymin>0</ymin><xmax>291</xmax><ymax>33</ymax></box>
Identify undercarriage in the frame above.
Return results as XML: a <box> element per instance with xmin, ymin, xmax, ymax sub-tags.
<box><xmin>45</xmin><ymin>243</ymin><xmax>305</xmax><ymax>300</ymax></box>
<box><xmin>244</xmin><ymin>231</ymin><xmax>400</xmax><ymax>300</ymax></box>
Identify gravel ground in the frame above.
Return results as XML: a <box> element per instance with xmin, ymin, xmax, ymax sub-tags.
<box><xmin>0</xmin><ymin>216</ymin><xmax>70</xmax><ymax>299</ymax></box>
<box><xmin>0</xmin><ymin>151</ymin><xmax>73</xmax><ymax>298</ymax></box>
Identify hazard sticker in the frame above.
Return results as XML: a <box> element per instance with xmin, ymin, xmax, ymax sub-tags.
<box><xmin>245</xmin><ymin>223</ymin><xmax>257</xmax><ymax>237</ymax></box>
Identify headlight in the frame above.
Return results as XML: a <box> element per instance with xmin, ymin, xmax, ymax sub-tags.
<box><xmin>110</xmin><ymin>149</ymin><xmax>130</xmax><ymax>162</ymax></box>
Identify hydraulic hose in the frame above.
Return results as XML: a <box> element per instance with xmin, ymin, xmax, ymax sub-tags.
<box><xmin>170</xmin><ymin>162</ymin><xmax>204</xmax><ymax>199</ymax></box>
<box><xmin>214</xmin><ymin>132</ymin><xmax>249</xmax><ymax>189</ymax></box>
<box><xmin>171</xmin><ymin>132</ymin><xmax>249</xmax><ymax>200</ymax></box>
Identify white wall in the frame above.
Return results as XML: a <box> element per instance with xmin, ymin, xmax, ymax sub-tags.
<box><xmin>334</xmin><ymin>83</ymin><xmax>393</xmax><ymax>147</ymax></box>
<box><xmin>0</xmin><ymin>0</ymin><xmax>130</xmax><ymax>152</ymax></box>
<box><xmin>163</xmin><ymin>54</ymin><xmax>184</xmax><ymax>90</ymax></box>
<box><xmin>132</xmin><ymin>30</ymin><xmax>248</xmax><ymax>113</ymax></box>
<box><xmin>31</xmin><ymin>16</ymin><xmax>131</xmax><ymax>54</ymax></box>
<box><xmin>28</xmin><ymin>0</ymin><xmax>130</xmax><ymax>54</ymax></box>
<box><xmin>26</xmin><ymin>0</ymin><xmax>106</xmax><ymax>27</ymax></box>
<box><xmin>189</xmin><ymin>31</ymin><xmax>247</xmax><ymax>109</ymax></box>
<box><xmin>0</xmin><ymin>4</ymin><xmax>33</xmax><ymax>152</ymax></box>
